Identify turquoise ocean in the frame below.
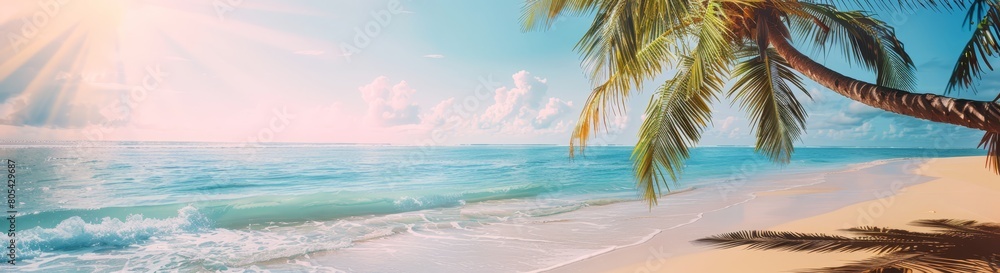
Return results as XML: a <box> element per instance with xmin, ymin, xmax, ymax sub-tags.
<box><xmin>0</xmin><ymin>143</ymin><xmax>985</xmax><ymax>272</ymax></box>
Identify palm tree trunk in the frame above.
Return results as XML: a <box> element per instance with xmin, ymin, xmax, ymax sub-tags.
<box><xmin>768</xmin><ymin>35</ymin><xmax>1000</xmax><ymax>133</ymax></box>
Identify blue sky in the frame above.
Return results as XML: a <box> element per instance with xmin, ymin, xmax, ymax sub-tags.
<box><xmin>0</xmin><ymin>0</ymin><xmax>995</xmax><ymax>148</ymax></box>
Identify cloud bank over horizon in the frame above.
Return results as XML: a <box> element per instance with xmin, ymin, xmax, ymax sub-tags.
<box><xmin>354</xmin><ymin>70</ymin><xmax>577</xmax><ymax>142</ymax></box>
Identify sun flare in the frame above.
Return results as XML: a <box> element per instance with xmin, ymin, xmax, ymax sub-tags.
<box><xmin>1</xmin><ymin>0</ymin><xmax>320</xmax><ymax>131</ymax></box>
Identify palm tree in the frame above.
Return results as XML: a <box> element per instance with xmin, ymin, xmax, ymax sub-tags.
<box><xmin>695</xmin><ymin>219</ymin><xmax>1000</xmax><ymax>272</ymax></box>
<box><xmin>522</xmin><ymin>0</ymin><xmax>1000</xmax><ymax>205</ymax></box>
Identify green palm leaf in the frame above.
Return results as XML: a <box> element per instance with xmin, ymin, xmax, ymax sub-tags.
<box><xmin>569</xmin><ymin>23</ymin><xmax>688</xmax><ymax>156</ymax></box>
<box><xmin>946</xmin><ymin>0</ymin><xmax>1000</xmax><ymax>96</ymax></box>
<box><xmin>524</xmin><ymin>0</ymin><xmax>697</xmax><ymax>156</ymax></box>
<box><xmin>520</xmin><ymin>0</ymin><xmax>599</xmax><ymax>31</ymax></box>
<box><xmin>788</xmin><ymin>3</ymin><xmax>917</xmax><ymax>90</ymax></box>
<box><xmin>630</xmin><ymin>1</ymin><xmax>733</xmax><ymax>206</ymax></box>
<box><xmin>730</xmin><ymin>45</ymin><xmax>810</xmax><ymax>163</ymax></box>
<box><xmin>632</xmin><ymin>78</ymin><xmax>710</xmax><ymax>206</ymax></box>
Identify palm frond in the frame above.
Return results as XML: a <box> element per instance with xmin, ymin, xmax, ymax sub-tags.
<box><xmin>575</xmin><ymin>0</ymin><xmax>693</xmax><ymax>81</ymax></box>
<box><xmin>696</xmin><ymin>230</ymin><xmax>944</xmax><ymax>254</ymax></box>
<box><xmin>787</xmin><ymin>3</ymin><xmax>918</xmax><ymax>91</ymax></box>
<box><xmin>843</xmin><ymin>226</ymin><xmax>963</xmax><ymax>245</ymax></box>
<box><xmin>675</xmin><ymin>1</ymin><xmax>734</xmax><ymax>97</ymax></box>
<box><xmin>946</xmin><ymin>0</ymin><xmax>1000</xmax><ymax>94</ymax></box>
<box><xmin>911</xmin><ymin>219</ymin><xmax>1000</xmax><ymax>237</ymax></box>
<box><xmin>520</xmin><ymin>0</ymin><xmax>600</xmax><ymax>31</ymax></box>
<box><xmin>549</xmin><ymin>0</ymin><xmax>696</xmax><ymax>156</ymax></box>
<box><xmin>570</xmin><ymin>23</ymin><xmax>689</xmax><ymax>156</ymax></box>
<box><xmin>814</xmin><ymin>252</ymin><xmax>992</xmax><ymax>273</ymax></box>
<box><xmin>979</xmin><ymin>131</ymin><xmax>1000</xmax><ymax>175</ymax></box>
<box><xmin>807</xmin><ymin>0</ymin><xmax>966</xmax><ymax>12</ymax></box>
<box><xmin>699</xmin><ymin>219</ymin><xmax>1000</xmax><ymax>273</ymax></box>
<box><xmin>729</xmin><ymin>45</ymin><xmax>810</xmax><ymax>163</ymax></box>
<box><xmin>629</xmin><ymin>1</ymin><xmax>734</xmax><ymax>206</ymax></box>
<box><xmin>632</xmin><ymin>77</ymin><xmax>713</xmax><ymax>206</ymax></box>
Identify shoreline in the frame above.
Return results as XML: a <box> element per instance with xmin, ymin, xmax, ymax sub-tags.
<box><xmin>535</xmin><ymin>157</ymin><xmax>912</xmax><ymax>272</ymax></box>
<box><xmin>262</xmin><ymin>151</ymin><xmax>923</xmax><ymax>272</ymax></box>
<box><xmin>546</xmin><ymin>156</ymin><xmax>997</xmax><ymax>273</ymax></box>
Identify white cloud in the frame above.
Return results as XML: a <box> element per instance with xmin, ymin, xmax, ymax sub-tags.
<box><xmin>348</xmin><ymin>71</ymin><xmax>576</xmax><ymax>143</ymax></box>
<box><xmin>701</xmin><ymin>115</ymin><xmax>743</xmax><ymax>141</ymax></box>
<box><xmin>815</xmin><ymin>101</ymin><xmax>888</xmax><ymax>130</ymax></box>
<box><xmin>294</xmin><ymin>50</ymin><xmax>326</xmax><ymax>55</ymax></box>
<box><xmin>806</xmin><ymin>87</ymin><xmax>825</xmax><ymax>104</ymax></box>
<box><xmin>534</xmin><ymin>97</ymin><xmax>573</xmax><ymax>129</ymax></box>
<box><xmin>360</xmin><ymin>76</ymin><xmax>421</xmax><ymax>127</ymax></box>
<box><xmin>421</xmin><ymin>98</ymin><xmax>464</xmax><ymax>130</ymax></box>
<box><xmin>608</xmin><ymin>113</ymin><xmax>629</xmax><ymax>133</ymax></box>
<box><xmin>423</xmin><ymin>54</ymin><xmax>445</xmax><ymax>59</ymax></box>
<box><xmin>727</xmin><ymin>127</ymin><xmax>743</xmax><ymax>139</ymax></box>
<box><xmin>719</xmin><ymin>116</ymin><xmax>736</xmax><ymax>131</ymax></box>
<box><xmin>818</xmin><ymin>121</ymin><xmax>874</xmax><ymax>139</ymax></box>
<box><xmin>476</xmin><ymin>70</ymin><xmax>572</xmax><ymax>133</ymax></box>
<box><xmin>0</xmin><ymin>97</ymin><xmax>27</xmax><ymax>125</ymax></box>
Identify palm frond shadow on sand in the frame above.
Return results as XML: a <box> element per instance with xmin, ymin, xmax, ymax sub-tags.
<box><xmin>696</xmin><ymin>219</ymin><xmax>1000</xmax><ymax>273</ymax></box>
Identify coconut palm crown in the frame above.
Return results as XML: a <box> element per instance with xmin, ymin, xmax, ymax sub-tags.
<box><xmin>521</xmin><ymin>0</ymin><xmax>1000</xmax><ymax>206</ymax></box>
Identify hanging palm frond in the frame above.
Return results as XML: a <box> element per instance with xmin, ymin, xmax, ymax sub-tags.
<box><xmin>730</xmin><ymin>45</ymin><xmax>810</xmax><ymax>163</ymax></box>
<box><xmin>979</xmin><ymin>131</ymin><xmax>1000</xmax><ymax>175</ymax></box>
<box><xmin>630</xmin><ymin>1</ymin><xmax>734</xmax><ymax>205</ymax></box>
<box><xmin>788</xmin><ymin>3</ymin><xmax>917</xmax><ymax>90</ymax></box>
<box><xmin>569</xmin><ymin>23</ymin><xmax>688</xmax><ymax>156</ymax></box>
<box><xmin>632</xmin><ymin>77</ymin><xmax>712</xmax><ymax>206</ymax></box>
<box><xmin>947</xmin><ymin>0</ymin><xmax>1000</xmax><ymax>94</ymax></box>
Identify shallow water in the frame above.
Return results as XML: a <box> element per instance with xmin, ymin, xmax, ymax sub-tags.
<box><xmin>0</xmin><ymin>143</ymin><xmax>984</xmax><ymax>272</ymax></box>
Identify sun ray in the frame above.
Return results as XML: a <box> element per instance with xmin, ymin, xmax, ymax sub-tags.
<box><xmin>0</xmin><ymin>0</ymin><xmax>332</xmax><ymax>130</ymax></box>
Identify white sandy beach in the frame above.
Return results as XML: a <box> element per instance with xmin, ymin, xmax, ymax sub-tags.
<box><xmin>549</xmin><ymin>156</ymin><xmax>999</xmax><ymax>273</ymax></box>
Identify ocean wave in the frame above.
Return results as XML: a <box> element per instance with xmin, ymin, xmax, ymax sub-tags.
<box><xmin>20</xmin><ymin>184</ymin><xmax>556</xmax><ymax>231</ymax></box>
<box><xmin>16</xmin><ymin>205</ymin><xmax>208</xmax><ymax>259</ymax></box>
<box><xmin>17</xmin><ymin>205</ymin><xmax>356</xmax><ymax>271</ymax></box>
<box><xmin>13</xmin><ymin>184</ymin><xmax>566</xmax><ymax>262</ymax></box>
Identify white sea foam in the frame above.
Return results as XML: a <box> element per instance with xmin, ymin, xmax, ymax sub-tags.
<box><xmin>17</xmin><ymin>205</ymin><xmax>207</xmax><ymax>259</ymax></box>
